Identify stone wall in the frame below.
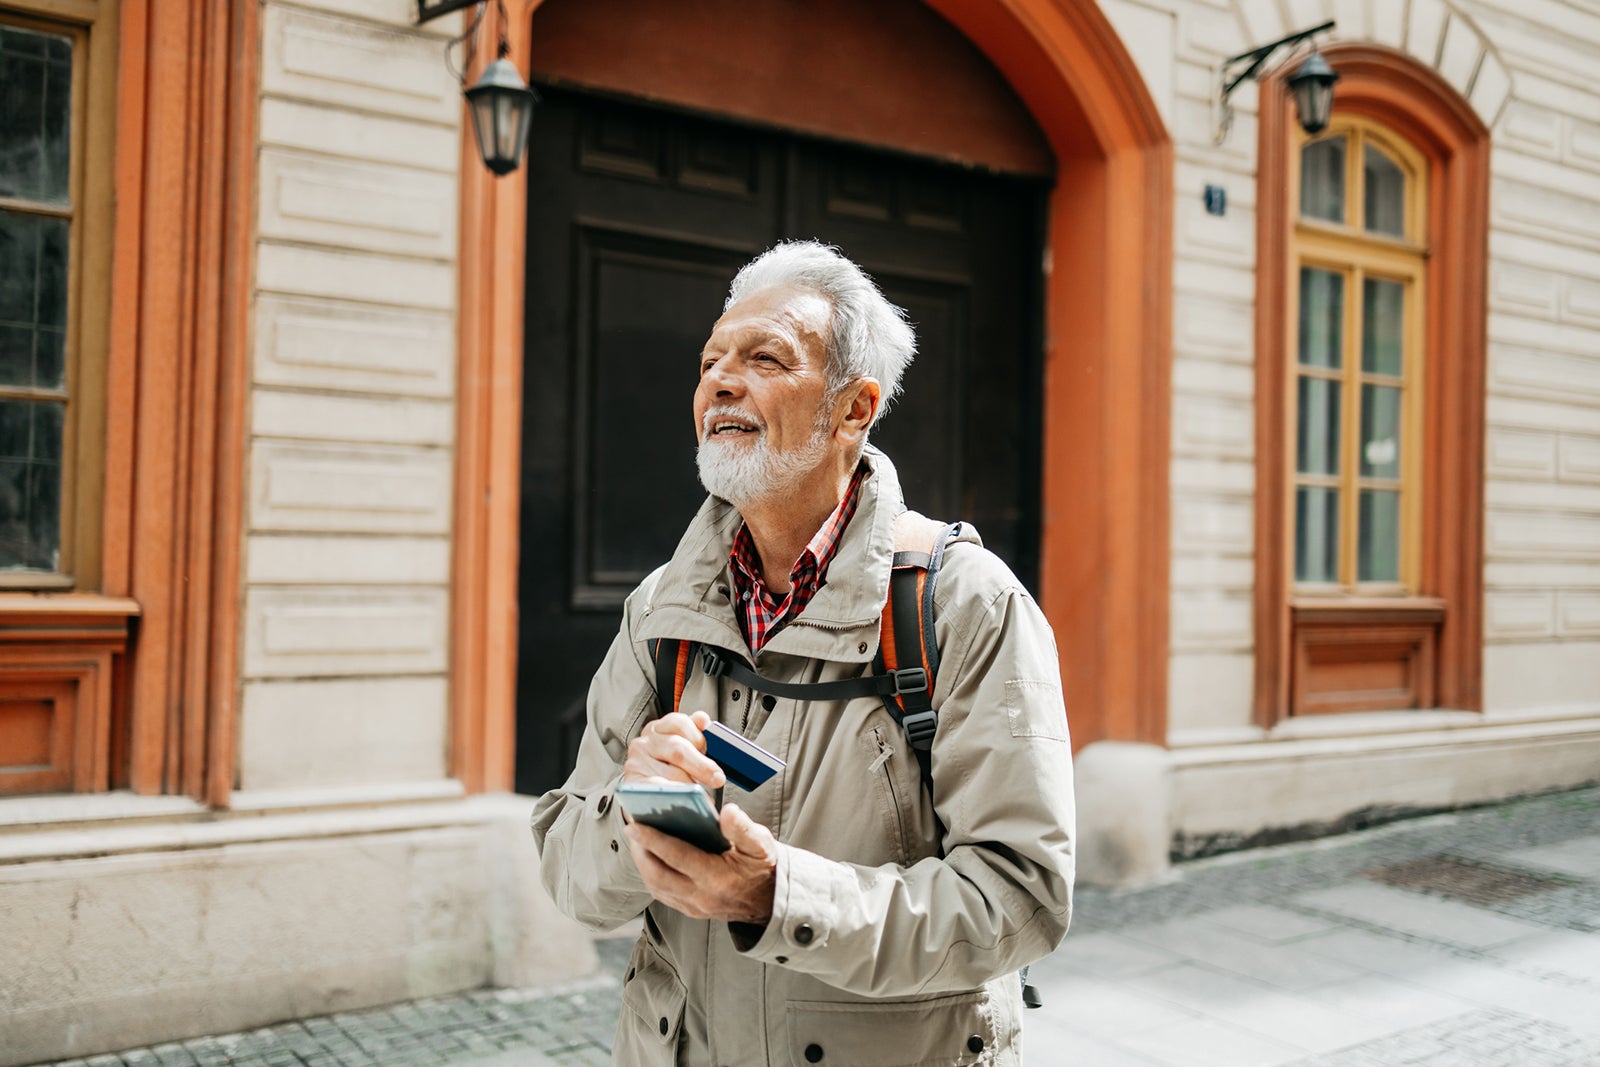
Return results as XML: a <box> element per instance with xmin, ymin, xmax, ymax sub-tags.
<box><xmin>241</xmin><ymin>0</ymin><xmax>462</xmax><ymax>792</ymax></box>
<box><xmin>1459</xmin><ymin>0</ymin><xmax>1600</xmax><ymax>710</ymax></box>
<box><xmin>1108</xmin><ymin>0</ymin><xmax>1598</xmax><ymax>738</ymax></box>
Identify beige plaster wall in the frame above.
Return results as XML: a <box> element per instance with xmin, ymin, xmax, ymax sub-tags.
<box><xmin>1108</xmin><ymin>0</ymin><xmax>1598</xmax><ymax>741</ymax></box>
<box><xmin>240</xmin><ymin>0</ymin><xmax>463</xmax><ymax>791</ymax></box>
<box><xmin>0</xmin><ymin>796</ymin><xmax>596</xmax><ymax>1066</ymax></box>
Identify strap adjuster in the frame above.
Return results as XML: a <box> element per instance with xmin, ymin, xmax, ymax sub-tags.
<box><xmin>892</xmin><ymin>668</ymin><xmax>928</xmax><ymax>695</ymax></box>
<box><xmin>901</xmin><ymin>709</ymin><xmax>938</xmax><ymax>749</ymax></box>
<box><xmin>699</xmin><ymin>646</ymin><xmax>729</xmax><ymax>677</ymax></box>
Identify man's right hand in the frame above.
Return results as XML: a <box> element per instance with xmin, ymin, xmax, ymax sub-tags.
<box><xmin>623</xmin><ymin>710</ymin><xmax>726</xmax><ymax>790</ymax></box>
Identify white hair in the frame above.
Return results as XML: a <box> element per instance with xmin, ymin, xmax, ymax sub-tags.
<box><xmin>725</xmin><ymin>241</ymin><xmax>916</xmax><ymax>423</ymax></box>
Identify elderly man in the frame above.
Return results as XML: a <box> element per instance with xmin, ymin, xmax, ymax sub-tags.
<box><xmin>531</xmin><ymin>241</ymin><xmax>1074</xmax><ymax>1065</ymax></box>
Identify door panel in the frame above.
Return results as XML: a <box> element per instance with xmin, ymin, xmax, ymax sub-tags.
<box><xmin>518</xmin><ymin>90</ymin><xmax>1043</xmax><ymax>792</ymax></box>
<box><xmin>571</xmin><ymin>228</ymin><xmax>749</xmax><ymax>605</ymax></box>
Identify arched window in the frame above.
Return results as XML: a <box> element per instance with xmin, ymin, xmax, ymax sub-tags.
<box><xmin>1290</xmin><ymin>117</ymin><xmax>1427</xmax><ymax>593</ymax></box>
<box><xmin>1255</xmin><ymin>46</ymin><xmax>1490</xmax><ymax>723</ymax></box>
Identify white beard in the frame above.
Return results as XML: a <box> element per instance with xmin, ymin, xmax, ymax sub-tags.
<box><xmin>697</xmin><ymin>410</ymin><xmax>833</xmax><ymax>508</ymax></box>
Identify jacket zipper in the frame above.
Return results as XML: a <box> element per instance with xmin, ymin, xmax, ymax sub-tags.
<box><xmin>871</xmin><ymin>726</ymin><xmax>908</xmax><ymax>862</ymax></box>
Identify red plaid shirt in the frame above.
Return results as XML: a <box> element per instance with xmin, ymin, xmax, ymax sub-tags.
<box><xmin>729</xmin><ymin>466</ymin><xmax>868</xmax><ymax>655</ymax></box>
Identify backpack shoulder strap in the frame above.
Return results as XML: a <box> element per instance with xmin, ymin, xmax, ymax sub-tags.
<box><xmin>648</xmin><ymin>637</ymin><xmax>694</xmax><ymax>719</ymax></box>
<box><xmin>877</xmin><ymin>512</ymin><xmax>961</xmax><ymax>797</ymax></box>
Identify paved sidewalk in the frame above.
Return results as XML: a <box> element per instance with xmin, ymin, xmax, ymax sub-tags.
<box><xmin>34</xmin><ymin>785</ymin><xmax>1600</xmax><ymax>1067</ymax></box>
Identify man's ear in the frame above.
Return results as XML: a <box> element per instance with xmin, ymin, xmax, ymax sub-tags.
<box><xmin>835</xmin><ymin>378</ymin><xmax>881</xmax><ymax>445</ymax></box>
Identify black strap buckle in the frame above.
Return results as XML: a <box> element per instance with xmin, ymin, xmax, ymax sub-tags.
<box><xmin>901</xmin><ymin>708</ymin><xmax>938</xmax><ymax>749</ymax></box>
<box><xmin>892</xmin><ymin>668</ymin><xmax>928</xmax><ymax>695</ymax></box>
<box><xmin>699</xmin><ymin>646</ymin><xmax>729</xmax><ymax>678</ymax></box>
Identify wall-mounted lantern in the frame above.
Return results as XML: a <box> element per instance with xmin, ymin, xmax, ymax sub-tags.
<box><xmin>1284</xmin><ymin>50</ymin><xmax>1339</xmax><ymax>136</ymax></box>
<box><xmin>417</xmin><ymin>0</ymin><xmax>538</xmax><ymax>176</ymax></box>
<box><xmin>465</xmin><ymin>50</ymin><xmax>539</xmax><ymax>175</ymax></box>
<box><xmin>1215</xmin><ymin>20</ymin><xmax>1339</xmax><ymax>145</ymax></box>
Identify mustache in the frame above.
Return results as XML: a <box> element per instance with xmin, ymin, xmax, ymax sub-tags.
<box><xmin>700</xmin><ymin>406</ymin><xmax>766</xmax><ymax>435</ymax></box>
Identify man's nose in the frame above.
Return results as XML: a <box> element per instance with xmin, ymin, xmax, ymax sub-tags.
<box><xmin>700</xmin><ymin>352</ymin><xmax>744</xmax><ymax>396</ymax></box>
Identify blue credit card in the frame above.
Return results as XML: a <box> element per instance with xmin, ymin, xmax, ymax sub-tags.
<box><xmin>703</xmin><ymin>721</ymin><xmax>785</xmax><ymax>792</ymax></box>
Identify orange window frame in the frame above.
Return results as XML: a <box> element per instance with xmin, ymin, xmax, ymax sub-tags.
<box><xmin>1253</xmin><ymin>44</ymin><xmax>1489</xmax><ymax>723</ymax></box>
<box><xmin>1287</xmin><ymin>117</ymin><xmax>1428</xmax><ymax>595</ymax></box>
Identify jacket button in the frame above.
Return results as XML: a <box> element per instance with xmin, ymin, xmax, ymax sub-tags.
<box><xmin>793</xmin><ymin>923</ymin><xmax>814</xmax><ymax>945</ymax></box>
<box><xmin>731</xmin><ymin>689</ymin><xmax>740</xmax><ymax>701</ymax></box>
<box><xmin>762</xmin><ymin>695</ymin><xmax>776</xmax><ymax>711</ymax></box>
<box><xmin>596</xmin><ymin>794</ymin><xmax>611</xmax><ymax>815</ymax></box>
<box><xmin>609</xmin><ymin>839</ymin><xmax>618</xmax><ymax>852</ymax></box>
<box><xmin>659</xmin><ymin>1016</ymin><xmax>669</xmax><ymax>1035</ymax></box>
<box><xmin>857</xmin><ymin>642</ymin><xmax>868</xmax><ymax>653</ymax></box>
<box><xmin>968</xmin><ymin>1035</ymin><xmax>985</xmax><ymax>1053</ymax></box>
<box><xmin>775</xmin><ymin>955</ymin><xmax>788</xmax><ymax>964</ymax></box>
<box><xmin>804</xmin><ymin>1044</ymin><xmax>823</xmax><ymax>1063</ymax></box>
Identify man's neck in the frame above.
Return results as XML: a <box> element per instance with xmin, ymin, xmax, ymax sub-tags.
<box><xmin>738</xmin><ymin>462</ymin><xmax>857</xmax><ymax>595</ymax></box>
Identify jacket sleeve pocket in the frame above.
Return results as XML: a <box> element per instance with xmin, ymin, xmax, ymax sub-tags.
<box><xmin>618</xmin><ymin>937</ymin><xmax>687</xmax><ymax>1062</ymax></box>
<box><xmin>786</xmin><ymin>989</ymin><xmax>996</xmax><ymax>1067</ymax></box>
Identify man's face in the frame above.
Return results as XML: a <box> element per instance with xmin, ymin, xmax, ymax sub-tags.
<box><xmin>693</xmin><ymin>287</ymin><xmax>837</xmax><ymax>505</ymax></box>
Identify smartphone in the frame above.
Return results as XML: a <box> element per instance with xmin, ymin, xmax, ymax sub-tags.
<box><xmin>616</xmin><ymin>781</ymin><xmax>730</xmax><ymax>853</ymax></box>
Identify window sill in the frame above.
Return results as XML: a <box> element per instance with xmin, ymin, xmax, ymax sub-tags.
<box><xmin>1290</xmin><ymin>595</ymin><xmax>1445</xmax><ymax>625</ymax></box>
<box><xmin>0</xmin><ymin>592</ymin><xmax>140</xmax><ymax>643</ymax></box>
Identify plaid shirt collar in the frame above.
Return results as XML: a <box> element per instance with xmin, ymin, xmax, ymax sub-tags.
<box><xmin>729</xmin><ymin>464</ymin><xmax>869</xmax><ymax>655</ymax></box>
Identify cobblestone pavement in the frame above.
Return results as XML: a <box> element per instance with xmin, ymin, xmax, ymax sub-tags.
<box><xmin>34</xmin><ymin>785</ymin><xmax>1600</xmax><ymax>1067</ymax></box>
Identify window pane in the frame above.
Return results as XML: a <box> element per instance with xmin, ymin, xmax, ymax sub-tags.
<box><xmin>1358</xmin><ymin>489</ymin><xmax>1400</xmax><ymax>582</ymax></box>
<box><xmin>1361</xmin><ymin>384</ymin><xmax>1402</xmax><ymax>479</ymax></box>
<box><xmin>1295</xmin><ymin>486</ymin><xmax>1339</xmax><ymax>583</ymax></box>
<box><xmin>1299</xmin><ymin>268</ymin><xmax>1343</xmax><ymax>369</ymax></box>
<box><xmin>0</xmin><ymin>398</ymin><xmax>64</xmax><ymax>571</ymax></box>
<box><xmin>0</xmin><ymin>211</ymin><xmax>69</xmax><ymax>390</ymax></box>
<box><xmin>1297</xmin><ymin>376</ymin><xmax>1341</xmax><ymax>475</ymax></box>
<box><xmin>1364</xmin><ymin>144</ymin><xmax>1405</xmax><ymax>237</ymax></box>
<box><xmin>1362</xmin><ymin>278</ymin><xmax>1404</xmax><ymax>376</ymax></box>
<box><xmin>0</xmin><ymin>25</ymin><xmax>72</xmax><ymax>204</ymax></box>
<box><xmin>1300</xmin><ymin>135</ymin><xmax>1346</xmax><ymax>224</ymax></box>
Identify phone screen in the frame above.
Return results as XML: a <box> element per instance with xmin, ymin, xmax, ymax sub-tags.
<box><xmin>616</xmin><ymin>782</ymin><xmax>731</xmax><ymax>853</ymax></box>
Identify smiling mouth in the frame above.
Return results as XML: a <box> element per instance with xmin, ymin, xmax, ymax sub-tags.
<box><xmin>706</xmin><ymin>415</ymin><xmax>760</xmax><ymax>439</ymax></box>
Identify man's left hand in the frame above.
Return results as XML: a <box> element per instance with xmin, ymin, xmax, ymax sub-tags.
<box><xmin>624</xmin><ymin>802</ymin><xmax>778</xmax><ymax>923</ymax></box>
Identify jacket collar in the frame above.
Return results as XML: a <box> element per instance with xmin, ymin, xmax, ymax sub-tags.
<box><xmin>635</xmin><ymin>446</ymin><xmax>903</xmax><ymax>664</ymax></box>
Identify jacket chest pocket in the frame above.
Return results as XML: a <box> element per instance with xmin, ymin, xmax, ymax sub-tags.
<box><xmin>616</xmin><ymin>936</ymin><xmax>687</xmax><ymax>1065</ymax></box>
<box><xmin>786</xmin><ymin>990</ymin><xmax>998</xmax><ymax>1067</ymax></box>
<box><xmin>861</xmin><ymin>725</ymin><xmax>913</xmax><ymax>864</ymax></box>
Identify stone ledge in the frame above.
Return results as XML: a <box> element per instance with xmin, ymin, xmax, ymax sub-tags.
<box><xmin>1170</xmin><ymin>712</ymin><xmax>1600</xmax><ymax>767</ymax></box>
<box><xmin>0</xmin><ymin>788</ymin><xmax>526</xmax><ymax>866</ymax></box>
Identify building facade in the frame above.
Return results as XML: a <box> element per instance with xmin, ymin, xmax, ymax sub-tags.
<box><xmin>0</xmin><ymin>0</ymin><xmax>1596</xmax><ymax>1060</ymax></box>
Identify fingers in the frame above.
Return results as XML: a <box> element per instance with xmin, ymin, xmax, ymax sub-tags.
<box><xmin>626</xmin><ymin>815</ymin><xmax>775</xmax><ymax>924</ymax></box>
<box><xmin>623</xmin><ymin>711</ymin><xmax>724</xmax><ymax>788</ymax></box>
<box><xmin>721</xmin><ymin>803</ymin><xmax>776</xmax><ymax>860</ymax></box>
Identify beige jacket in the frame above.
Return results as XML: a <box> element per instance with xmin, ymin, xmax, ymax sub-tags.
<box><xmin>530</xmin><ymin>448</ymin><xmax>1075</xmax><ymax>1066</ymax></box>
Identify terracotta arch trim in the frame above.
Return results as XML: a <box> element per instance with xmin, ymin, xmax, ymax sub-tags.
<box><xmin>451</xmin><ymin>0</ymin><xmax>1174</xmax><ymax>787</ymax></box>
<box><xmin>1253</xmin><ymin>44</ymin><xmax>1489</xmax><ymax>724</ymax></box>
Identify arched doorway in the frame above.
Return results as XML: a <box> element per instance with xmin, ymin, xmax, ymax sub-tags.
<box><xmin>450</xmin><ymin>0</ymin><xmax>1173</xmax><ymax>792</ymax></box>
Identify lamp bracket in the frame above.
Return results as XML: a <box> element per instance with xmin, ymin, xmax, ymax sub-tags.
<box><xmin>1213</xmin><ymin>19</ymin><xmax>1335</xmax><ymax>145</ymax></box>
<box><xmin>416</xmin><ymin>0</ymin><xmax>480</xmax><ymax>24</ymax></box>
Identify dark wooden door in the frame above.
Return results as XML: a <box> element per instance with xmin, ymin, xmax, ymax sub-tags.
<box><xmin>517</xmin><ymin>89</ymin><xmax>1044</xmax><ymax>793</ymax></box>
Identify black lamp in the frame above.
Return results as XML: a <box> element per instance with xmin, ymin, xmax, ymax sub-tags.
<box><xmin>417</xmin><ymin>0</ymin><xmax>538</xmax><ymax>176</ymax></box>
<box><xmin>1286</xmin><ymin>50</ymin><xmax>1340</xmax><ymax>136</ymax></box>
<box><xmin>1214</xmin><ymin>20</ymin><xmax>1338</xmax><ymax>144</ymax></box>
<box><xmin>465</xmin><ymin>48</ymin><xmax>538</xmax><ymax>176</ymax></box>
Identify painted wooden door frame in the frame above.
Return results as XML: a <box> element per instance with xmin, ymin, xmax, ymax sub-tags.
<box><xmin>108</xmin><ymin>0</ymin><xmax>255</xmax><ymax>805</ymax></box>
<box><xmin>451</xmin><ymin>0</ymin><xmax>1174</xmax><ymax>790</ymax></box>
